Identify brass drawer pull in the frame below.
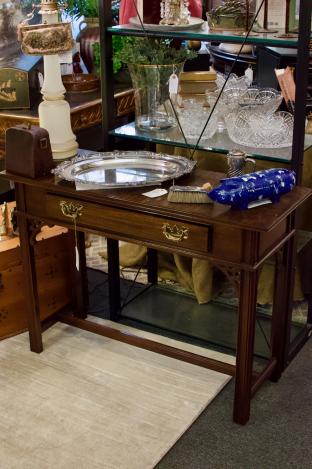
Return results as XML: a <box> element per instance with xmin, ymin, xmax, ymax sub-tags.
<box><xmin>162</xmin><ymin>223</ymin><xmax>189</xmax><ymax>242</ymax></box>
<box><xmin>60</xmin><ymin>201</ymin><xmax>83</xmax><ymax>220</ymax></box>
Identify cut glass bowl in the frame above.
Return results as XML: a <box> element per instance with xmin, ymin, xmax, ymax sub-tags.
<box><xmin>225</xmin><ymin>110</ymin><xmax>294</xmax><ymax>148</ymax></box>
<box><xmin>238</xmin><ymin>87</ymin><xmax>283</xmax><ymax>114</ymax></box>
<box><xmin>216</xmin><ymin>72</ymin><xmax>249</xmax><ymax>91</ymax></box>
<box><xmin>177</xmin><ymin>99</ymin><xmax>218</xmax><ymax>141</ymax></box>
<box><xmin>206</xmin><ymin>87</ymin><xmax>246</xmax><ymax>131</ymax></box>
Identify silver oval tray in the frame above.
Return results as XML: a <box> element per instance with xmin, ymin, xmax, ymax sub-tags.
<box><xmin>53</xmin><ymin>151</ymin><xmax>196</xmax><ymax>189</ymax></box>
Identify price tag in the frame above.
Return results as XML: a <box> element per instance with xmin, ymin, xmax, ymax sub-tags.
<box><xmin>169</xmin><ymin>73</ymin><xmax>179</xmax><ymax>94</ymax></box>
<box><xmin>38</xmin><ymin>72</ymin><xmax>44</xmax><ymax>89</ymax></box>
<box><xmin>244</xmin><ymin>66</ymin><xmax>253</xmax><ymax>85</ymax></box>
<box><xmin>248</xmin><ymin>198</ymin><xmax>272</xmax><ymax>209</ymax></box>
<box><xmin>142</xmin><ymin>188</ymin><xmax>168</xmax><ymax>198</ymax></box>
<box><xmin>75</xmin><ymin>246</ymin><xmax>80</xmax><ymax>271</ymax></box>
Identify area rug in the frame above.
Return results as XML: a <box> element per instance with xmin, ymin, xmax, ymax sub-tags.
<box><xmin>0</xmin><ymin>319</ymin><xmax>234</xmax><ymax>469</ymax></box>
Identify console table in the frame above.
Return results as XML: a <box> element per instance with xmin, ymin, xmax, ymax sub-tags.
<box><xmin>1</xmin><ymin>168</ymin><xmax>310</xmax><ymax>425</ymax></box>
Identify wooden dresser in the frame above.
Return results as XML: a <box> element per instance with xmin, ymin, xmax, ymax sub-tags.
<box><xmin>0</xmin><ymin>202</ymin><xmax>72</xmax><ymax>340</ymax></box>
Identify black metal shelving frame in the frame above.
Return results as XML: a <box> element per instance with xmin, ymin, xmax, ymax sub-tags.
<box><xmin>98</xmin><ymin>0</ymin><xmax>312</xmax><ymax>362</ymax></box>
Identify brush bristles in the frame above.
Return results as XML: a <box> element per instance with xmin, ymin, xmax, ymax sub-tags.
<box><xmin>167</xmin><ymin>186</ymin><xmax>211</xmax><ymax>204</ymax></box>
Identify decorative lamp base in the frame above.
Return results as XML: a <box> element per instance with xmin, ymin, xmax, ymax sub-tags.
<box><xmin>39</xmin><ymin>99</ymin><xmax>78</xmax><ymax>160</ymax></box>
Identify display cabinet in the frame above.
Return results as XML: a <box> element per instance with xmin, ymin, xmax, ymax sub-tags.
<box><xmin>97</xmin><ymin>1</ymin><xmax>312</xmax><ymax>366</ymax></box>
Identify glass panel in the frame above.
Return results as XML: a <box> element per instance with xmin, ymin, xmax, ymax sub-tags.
<box><xmin>108</xmin><ymin>24</ymin><xmax>301</xmax><ymax>48</ymax></box>
<box><xmin>110</xmin><ymin>122</ymin><xmax>312</xmax><ymax>163</ymax></box>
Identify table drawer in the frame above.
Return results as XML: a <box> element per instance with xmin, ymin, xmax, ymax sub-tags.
<box><xmin>43</xmin><ymin>194</ymin><xmax>211</xmax><ymax>255</ymax></box>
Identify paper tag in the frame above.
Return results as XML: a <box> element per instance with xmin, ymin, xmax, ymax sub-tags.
<box><xmin>169</xmin><ymin>73</ymin><xmax>179</xmax><ymax>94</ymax></box>
<box><xmin>248</xmin><ymin>198</ymin><xmax>272</xmax><ymax>209</ymax></box>
<box><xmin>59</xmin><ymin>50</ymin><xmax>73</xmax><ymax>64</ymax></box>
<box><xmin>61</xmin><ymin>63</ymin><xmax>73</xmax><ymax>75</ymax></box>
<box><xmin>38</xmin><ymin>71</ymin><xmax>44</xmax><ymax>89</ymax></box>
<box><xmin>75</xmin><ymin>182</ymin><xmax>104</xmax><ymax>191</ymax></box>
<box><xmin>142</xmin><ymin>188</ymin><xmax>168</xmax><ymax>198</ymax></box>
<box><xmin>244</xmin><ymin>66</ymin><xmax>253</xmax><ymax>86</ymax></box>
<box><xmin>75</xmin><ymin>246</ymin><xmax>80</xmax><ymax>271</ymax></box>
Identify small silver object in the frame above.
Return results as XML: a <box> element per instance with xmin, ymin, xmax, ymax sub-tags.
<box><xmin>226</xmin><ymin>149</ymin><xmax>256</xmax><ymax>178</ymax></box>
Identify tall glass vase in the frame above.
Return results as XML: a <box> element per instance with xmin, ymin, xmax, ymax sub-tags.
<box><xmin>127</xmin><ymin>63</ymin><xmax>184</xmax><ymax>131</ymax></box>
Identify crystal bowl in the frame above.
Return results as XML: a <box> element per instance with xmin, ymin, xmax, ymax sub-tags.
<box><xmin>238</xmin><ymin>87</ymin><xmax>283</xmax><ymax>114</ymax></box>
<box><xmin>206</xmin><ymin>87</ymin><xmax>247</xmax><ymax>131</ymax></box>
<box><xmin>225</xmin><ymin>110</ymin><xmax>294</xmax><ymax>148</ymax></box>
<box><xmin>177</xmin><ymin>99</ymin><xmax>218</xmax><ymax>141</ymax></box>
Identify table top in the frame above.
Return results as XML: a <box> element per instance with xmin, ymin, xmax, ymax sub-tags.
<box><xmin>1</xmin><ymin>168</ymin><xmax>311</xmax><ymax>233</ymax></box>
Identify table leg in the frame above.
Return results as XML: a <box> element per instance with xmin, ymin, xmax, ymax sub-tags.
<box><xmin>233</xmin><ymin>268</ymin><xmax>258</xmax><ymax>425</ymax></box>
<box><xmin>271</xmin><ymin>234</ymin><xmax>296</xmax><ymax>381</ymax></box>
<box><xmin>147</xmin><ymin>248</ymin><xmax>158</xmax><ymax>284</ymax></box>
<box><xmin>15</xmin><ymin>184</ymin><xmax>42</xmax><ymax>352</ymax></box>
<box><xmin>20</xmin><ymin>216</ymin><xmax>43</xmax><ymax>352</ymax></box>
<box><xmin>107</xmin><ymin>238</ymin><xmax>121</xmax><ymax>320</ymax></box>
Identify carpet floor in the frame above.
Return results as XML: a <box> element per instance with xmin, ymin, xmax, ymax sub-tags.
<box><xmin>157</xmin><ymin>336</ymin><xmax>312</xmax><ymax>469</ymax></box>
<box><xmin>0</xmin><ymin>319</ymin><xmax>234</xmax><ymax>469</ymax></box>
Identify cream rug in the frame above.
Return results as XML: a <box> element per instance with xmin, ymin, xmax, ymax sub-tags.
<box><xmin>0</xmin><ymin>319</ymin><xmax>234</xmax><ymax>469</ymax></box>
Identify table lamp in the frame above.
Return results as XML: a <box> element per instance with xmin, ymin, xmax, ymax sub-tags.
<box><xmin>19</xmin><ymin>0</ymin><xmax>78</xmax><ymax>160</ymax></box>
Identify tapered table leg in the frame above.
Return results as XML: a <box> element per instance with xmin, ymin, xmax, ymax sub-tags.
<box><xmin>15</xmin><ymin>183</ymin><xmax>42</xmax><ymax>353</ymax></box>
<box><xmin>233</xmin><ymin>268</ymin><xmax>258</xmax><ymax>424</ymax></box>
<box><xmin>147</xmin><ymin>248</ymin><xmax>158</xmax><ymax>285</ymax></box>
<box><xmin>271</xmin><ymin>233</ymin><xmax>296</xmax><ymax>381</ymax></box>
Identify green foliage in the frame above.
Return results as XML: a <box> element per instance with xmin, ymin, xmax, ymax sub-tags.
<box><xmin>115</xmin><ymin>37</ymin><xmax>197</xmax><ymax>65</ymax></box>
<box><xmin>92</xmin><ymin>42</ymin><xmax>101</xmax><ymax>76</ymax></box>
<box><xmin>59</xmin><ymin>0</ymin><xmax>98</xmax><ymax>19</ymax></box>
<box><xmin>92</xmin><ymin>36</ymin><xmax>134</xmax><ymax>76</ymax></box>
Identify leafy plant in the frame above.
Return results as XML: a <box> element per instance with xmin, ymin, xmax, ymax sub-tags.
<box><xmin>115</xmin><ymin>37</ymin><xmax>197</xmax><ymax>65</ymax></box>
<box><xmin>59</xmin><ymin>0</ymin><xmax>98</xmax><ymax>19</ymax></box>
<box><xmin>92</xmin><ymin>36</ymin><xmax>134</xmax><ymax>76</ymax></box>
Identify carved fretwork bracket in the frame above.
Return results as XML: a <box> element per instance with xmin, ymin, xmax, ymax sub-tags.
<box><xmin>28</xmin><ymin>219</ymin><xmax>53</xmax><ymax>246</ymax></box>
<box><xmin>29</xmin><ymin>220</ymin><xmax>46</xmax><ymax>246</ymax></box>
<box><xmin>214</xmin><ymin>263</ymin><xmax>241</xmax><ymax>296</ymax></box>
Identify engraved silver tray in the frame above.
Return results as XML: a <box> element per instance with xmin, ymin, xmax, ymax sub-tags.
<box><xmin>53</xmin><ymin>151</ymin><xmax>196</xmax><ymax>189</ymax></box>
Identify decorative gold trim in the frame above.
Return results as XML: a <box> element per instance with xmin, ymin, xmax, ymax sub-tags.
<box><xmin>116</xmin><ymin>91</ymin><xmax>135</xmax><ymax>117</ymax></box>
<box><xmin>162</xmin><ymin>223</ymin><xmax>189</xmax><ymax>242</ymax></box>
<box><xmin>60</xmin><ymin>201</ymin><xmax>83</xmax><ymax>220</ymax></box>
<box><xmin>71</xmin><ymin>104</ymin><xmax>102</xmax><ymax>131</ymax></box>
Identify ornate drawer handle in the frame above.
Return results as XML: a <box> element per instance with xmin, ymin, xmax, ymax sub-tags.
<box><xmin>162</xmin><ymin>223</ymin><xmax>189</xmax><ymax>242</ymax></box>
<box><xmin>60</xmin><ymin>201</ymin><xmax>83</xmax><ymax>220</ymax></box>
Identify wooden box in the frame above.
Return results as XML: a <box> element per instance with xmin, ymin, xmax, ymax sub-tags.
<box><xmin>0</xmin><ymin>205</ymin><xmax>72</xmax><ymax>339</ymax></box>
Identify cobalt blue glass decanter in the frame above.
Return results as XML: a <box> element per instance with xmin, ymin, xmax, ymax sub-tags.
<box><xmin>208</xmin><ymin>168</ymin><xmax>296</xmax><ymax>210</ymax></box>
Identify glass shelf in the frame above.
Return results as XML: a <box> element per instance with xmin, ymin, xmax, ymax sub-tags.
<box><xmin>108</xmin><ymin>23</ymin><xmax>300</xmax><ymax>48</ymax></box>
<box><xmin>110</xmin><ymin>122</ymin><xmax>312</xmax><ymax>163</ymax></box>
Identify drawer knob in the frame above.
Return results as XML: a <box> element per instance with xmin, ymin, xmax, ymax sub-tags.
<box><xmin>162</xmin><ymin>223</ymin><xmax>189</xmax><ymax>242</ymax></box>
<box><xmin>60</xmin><ymin>201</ymin><xmax>83</xmax><ymax>220</ymax></box>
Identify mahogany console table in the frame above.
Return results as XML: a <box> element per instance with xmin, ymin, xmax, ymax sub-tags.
<box><xmin>1</xmin><ymin>168</ymin><xmax>310</xmax><ymax>425</ymax></box>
